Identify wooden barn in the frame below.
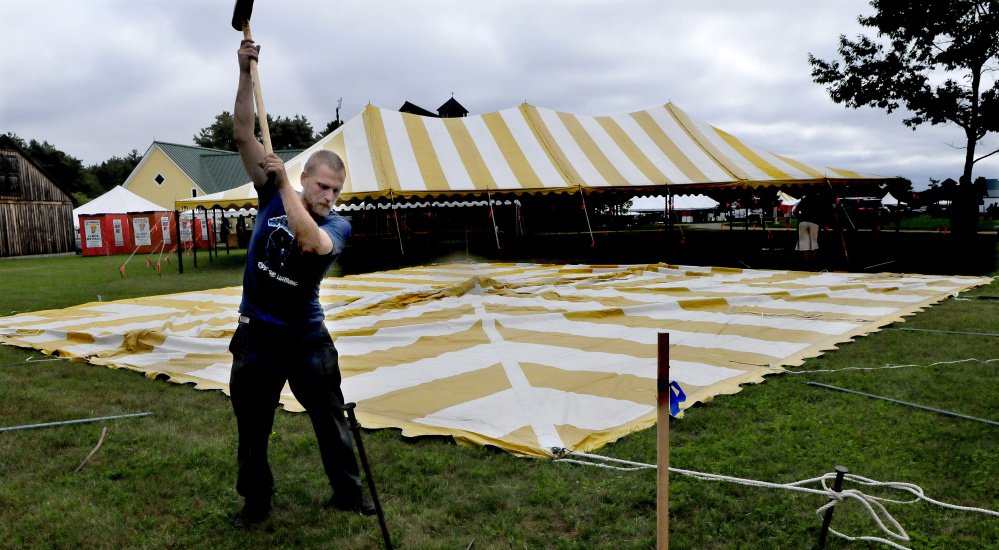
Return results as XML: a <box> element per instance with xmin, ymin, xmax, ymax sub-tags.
<box><xmin>0</xmin><ymin>136</ymin><xmax>76</xmax><ymax>257</ymax></box>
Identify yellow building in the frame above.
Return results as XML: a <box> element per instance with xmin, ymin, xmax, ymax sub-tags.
<box><xmin>122</xmin><ymin>141</ymin><xmax>301</xmax><ymax>210</ymax></box>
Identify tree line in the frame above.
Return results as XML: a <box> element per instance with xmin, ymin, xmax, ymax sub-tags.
<box><xmin>2</xmin><ymin>112</ymin><xmax>341</xmax><ymax>206</ymax></box>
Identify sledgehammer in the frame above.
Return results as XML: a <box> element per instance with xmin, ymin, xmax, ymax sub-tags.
<box><xmin>231</xmin><ymin>0</ymin><xmax>273</xmax><ymax>155</ymax></box>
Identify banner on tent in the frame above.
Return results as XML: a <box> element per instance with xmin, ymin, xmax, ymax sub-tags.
<box><xmin>113</xmin><ymin>219</ymin><xmax>124</xmax><ymax>247</ymax></box>
<box><xmin>133</xmin><ymin>217</ymin><xmax>151</xmax><ymax>246</ymax></box>
<box><xmin>84</xmin><ymin>220</ymin><xmax>102</xmax><ymax>248</ymax></box>
<box><xmin>78</xmin><ymin>212</ymin><xmax>175</xmax><ymax>257</ymax></box>
<box><xmin>161</xmin><ymin>217</ymin><xmax>172</xmax><ymax>245</ymax></box>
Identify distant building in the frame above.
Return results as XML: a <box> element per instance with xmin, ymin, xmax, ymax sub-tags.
<box><xmin>399</xmin><ymin>101</ymin><xmax>438</xmax><ymax>118</ymax></box>
<box><xmin>399</xmin><ymin>96</ymin><xmax>469</xmax><ymax>118</ymax></box>
<box><xmin>0</xmin><ymin>135</ymin><xmax>75</xmax><ymax>257</ymax></box>
<box><xmin>122</xmin><ymin>141</ymin><xmax>302</xmax><ymax>210</ymax></box>
<box><xmin>436</xmin><ymin>97</ymin><xmax>468</xmax><ymax>118</ymax></box>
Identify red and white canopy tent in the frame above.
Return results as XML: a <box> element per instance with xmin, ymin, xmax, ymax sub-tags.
<box><xmin>73</xmin><ymin>186</ymin><xmax>175</xmax><ymax>257</ymax></box>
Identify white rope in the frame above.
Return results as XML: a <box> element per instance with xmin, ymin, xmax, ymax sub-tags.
<box><xmin>0</xmin><ymin>356</ymin><xmax>67</xmax><ymax>367</ymax></box>
<box><xmin>555</xmin><ymin>451</ymin><xmax>999</xmax><ymax>550</ymax></box>
<box><xmin>889</xmin><ymin>327</ymin><xmax>999</xmax><ymax>337</ymax></box>
<box><xmin>783</xmin><ymin>357</ymin><xmax>998</xmax><ymax>375</ymax></box>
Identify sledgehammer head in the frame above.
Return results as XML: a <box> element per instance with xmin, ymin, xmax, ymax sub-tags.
<box><xmin>231</xmin><ymin>0</ymin><xmax>255</xmax><ymax>31</ymax></box>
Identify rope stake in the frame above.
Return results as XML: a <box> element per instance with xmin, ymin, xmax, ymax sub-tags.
<box><xmin>0</xmin><ymin>412</ymin><xmax>153</xmax><ymax>433</ymax></box>
<box><xmin>807</xmin><ymin>382</ymin><xmax>999</xmax><ymax>426</ymax></box>
<box><xmin>555</xmin><ymin>451</ymin><xmax>999</xmax><ymax>550</ymax></box>
<box><xmin>818</xmin><ymin>465</ymin><xmax>848</xmax><ymax>548</ymax></box>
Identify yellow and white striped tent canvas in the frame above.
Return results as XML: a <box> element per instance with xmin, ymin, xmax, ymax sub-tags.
<box><xmin>273</xmin><ymin>103</ymin><xmax>890</xmax><ymax>202</ymax></box>
<box><xmin>1</xmin><ymin>263</ymin><xmax>986</xmax><ymax>457</ymax></box>
<box><xmin>175</xmin><ymin>181</ymin><xmax>258</xmax><ymax>211</ymax></box>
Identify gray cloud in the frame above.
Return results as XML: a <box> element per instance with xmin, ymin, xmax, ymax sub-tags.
<box><xmin>1</xmin><ymin>0</ymin><xmax>995</xmax><ymax>189</ymax></box>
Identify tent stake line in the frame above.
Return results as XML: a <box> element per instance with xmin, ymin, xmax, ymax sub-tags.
<box><xmin>888</xmin><ymin>327</ymin><xmax>999</xmax><ymax>338</ymax></box>
<box><xmin>0</xmin><ymin>412</ymin><xmax>153</xmax><ymax>433</ymax></box>
<box><xmin>807</xmin><ymin>382</ymin><xmax>999</xmax><ymax>426</ymax></box>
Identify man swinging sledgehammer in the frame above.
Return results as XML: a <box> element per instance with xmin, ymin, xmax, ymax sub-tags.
<box><xmin>227</xmin><ymin>14</ymin><xmax>376</xmax><ymax>529</ymax></box>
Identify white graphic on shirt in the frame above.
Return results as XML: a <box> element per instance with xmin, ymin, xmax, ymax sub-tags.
<box><xmin>261</xmin><ymin>215</ymin><xmax>300</xmax><ymax>285</ymax></box>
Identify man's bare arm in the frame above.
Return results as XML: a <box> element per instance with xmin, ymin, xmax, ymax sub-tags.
<box><xmin>234</xmin><ymin>40</ymin><xmax>268</xmax><ymax>188</ymax></box>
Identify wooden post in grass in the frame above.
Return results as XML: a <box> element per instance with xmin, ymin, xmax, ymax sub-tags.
<box><xmin>657</xmin><ymin>332</ymin><xmax>669</xmax><ymax>549</ymax></box>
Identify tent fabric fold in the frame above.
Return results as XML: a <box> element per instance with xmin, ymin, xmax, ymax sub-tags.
<box><xmin>0</xmin><ymin>263</ymin><xmax>987</xmax><ymax>458</ymax></box>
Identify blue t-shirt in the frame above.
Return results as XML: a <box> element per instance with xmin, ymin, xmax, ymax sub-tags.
<box><xmin>239</xmin><ymin>185</ymin><xmax>350</xmax><ymax>326</ymax></box>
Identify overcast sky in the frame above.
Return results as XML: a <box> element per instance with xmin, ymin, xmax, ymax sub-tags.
<box><xmin>2</xmin><ymin>0</ymin><xmax>996</xmax><ymax>190</ymax></box>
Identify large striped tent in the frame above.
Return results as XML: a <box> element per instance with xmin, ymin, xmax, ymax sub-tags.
<box><xmin>273</xmin><ymin>102</ymin><xmax>889</xmax><ymax>202</ymax></box>
<box><xmin>0</xmin><ymin>263</ymin><xmax>987</xmax><ymax>457</ymax></box>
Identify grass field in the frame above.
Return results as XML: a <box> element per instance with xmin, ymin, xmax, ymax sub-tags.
<box><xmin>1</xmin><ymin>251</ymin><xmax>997</xmax><ymax>549</ymax></box>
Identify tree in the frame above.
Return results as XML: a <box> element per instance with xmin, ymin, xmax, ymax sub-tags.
<box><xmin>195</xmin><ymin>112</ymin><xmax>320</xmax><ymax>151</ymax></box>
<box><xmin>808</xmin><ymin>0</ymin><xmax>998</xmax><ymax>235</ymax></box>
<box><xmin>194</xmin><ymin>112</ymin><xmax>237</xmax><ymax>151</ymax></box>
<box><xmin>316</xmin><ymin>119</ymin><xmax>343</xmax><ymax>139</ymax></box>
<box><xmin>268</xmin><ymin>114</ymin><xmax>316</xmax><ymax>150</ymax></box>
<box><xmin>88</xmin><ymin>150</ymin><xmax>142</xmax><ymax>193</ymax></box>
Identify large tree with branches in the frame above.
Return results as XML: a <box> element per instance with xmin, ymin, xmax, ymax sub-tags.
<box><xmin>809</xmin><ymin>0</ymin><xmax>998</xmax><ymax>233</ymax></box>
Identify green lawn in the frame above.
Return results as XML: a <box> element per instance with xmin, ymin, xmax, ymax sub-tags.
<box><xmin>1</xmin><ymin>251</ymin><xmax>997</xmax><ymax>549</ymax></box>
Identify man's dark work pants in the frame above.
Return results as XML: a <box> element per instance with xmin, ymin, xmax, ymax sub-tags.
<box><xmin>229</xmin><ymin>317</ymin><xmax>362</xmax><ymax>504</ymax></box>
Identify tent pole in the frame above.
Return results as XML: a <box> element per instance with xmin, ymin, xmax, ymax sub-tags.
<box><xmin>390</xmin><ymin>190</ymin><xmax>404</xmax><ymax>256</ymax></box>
<box><xmin>487</xmin><ymin>188</ymin><xmax>501</xmax><ymax>251</ymax></box>
<box><xmin>824</xmin><ymin>178</ymin><xmax>851</xmax><ymax>266</ymax></box>
<box><xmin>657</xmin><ymin>332</ymin><xmax>670</xmax><ymax>549</ymax></box>
<box><xmin>205</xmin><ymin>208</ymin><xmax>214</xmax><ymax>263</ymax></box>
<box><xmin>214</xmin><ymin>207</ymin><xmax>221</xmax><ymax>257</ymax></box>
<box><xmin>174</xmin><ymin>211</ymin><xmax>184</xmax><ymax>274</ymax></box>
<box><xmin>667</xmin><ymin>189</ymin><xmax>674</xmax><ymax>233</ymax></box>
<box><xmin>516</xmin><ymin>201</ymin><xmax>523</xmax><ymax>239</ymax></box>
<box><xmin>192</xmin><ymin>210</ymin><xmax>198</xmax><ymax>268</ymax></box>
<box><xmin>578</xmin><ymin>186</ymin><xmax>595</xmax><ymax>248</ymax></box>
<box><xmin>223</xmin><ymin>207</ymin><xmax>231</xmax><ymax>255</ymax></box>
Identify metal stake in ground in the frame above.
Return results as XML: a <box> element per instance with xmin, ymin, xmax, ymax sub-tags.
<box><xmin>343</xmin><ymin>402</ymin><xmax>392</xmax><ymax>550</ymax></box>
<box><xmin>818</xmin><ymin>465</ymin><xmax>848</xmax><ymax>548</ymax></box>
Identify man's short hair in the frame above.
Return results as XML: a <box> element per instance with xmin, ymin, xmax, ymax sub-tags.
<box><xmin>304</xmin><ymin>150</ymin><xmax>345</xmax><ymax>177</ymax></box>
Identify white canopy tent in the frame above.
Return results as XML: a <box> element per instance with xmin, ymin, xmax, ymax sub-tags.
<box><xmin>777</xmin><ymin>190</ymin><xmax>799</xmax><ymax>207</ymax></box>
<box><xmin>73</xmin><ymin>186</ymin><xmax>169</xmax><ymax>229</ymax></box>
<box><xmin>627</xmin><ymin>194</ymin><xmax>719</xmax><ymax>213</ymax></box>
<box><xmin>882</xmin><ymin>192</ymin><xmax>905</xmax><ymax>206</ymax></box>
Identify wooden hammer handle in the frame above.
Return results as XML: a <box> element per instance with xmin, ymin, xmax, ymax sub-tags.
<box><xmin>242</xmin><ymin>22</ymin><xmax>273</xmax><ymax>155</ymax></box>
